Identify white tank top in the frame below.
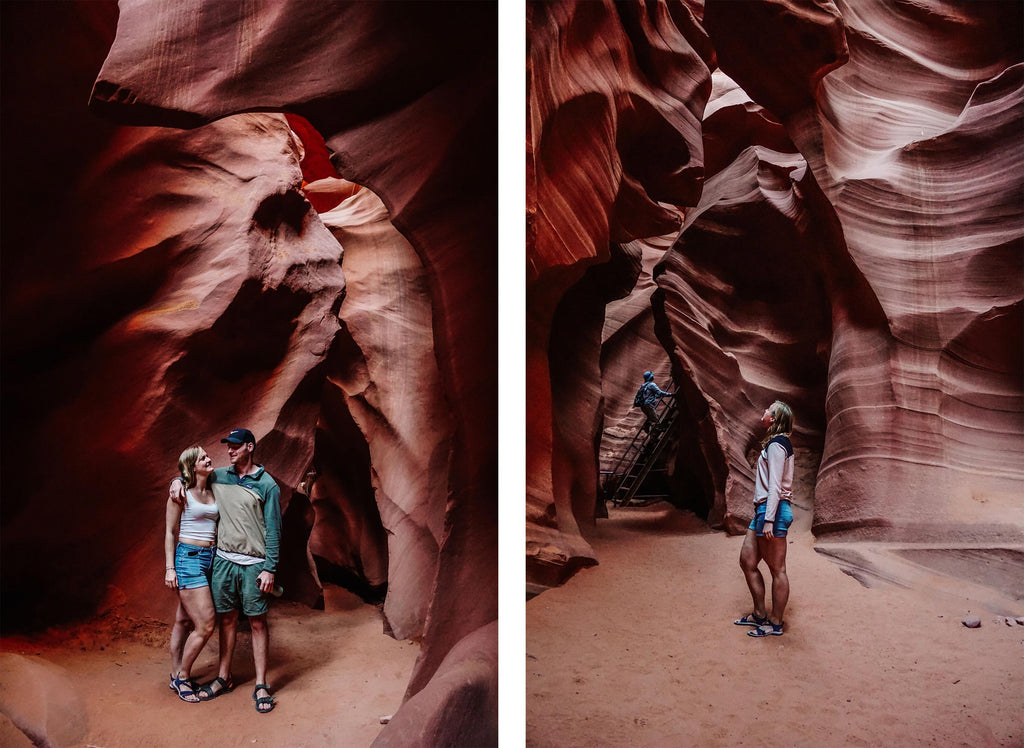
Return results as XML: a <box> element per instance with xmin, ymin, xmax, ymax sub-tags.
<box><xmin>179</xmin><ymin>489</ymin><xmax>219</xmax><ymax>543</ymax></box>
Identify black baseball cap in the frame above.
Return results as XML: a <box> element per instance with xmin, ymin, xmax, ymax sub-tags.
<box><xmin>221</xmin><ymin>428</ymin><xmax>256</xmax><ymax>445</ymax></box>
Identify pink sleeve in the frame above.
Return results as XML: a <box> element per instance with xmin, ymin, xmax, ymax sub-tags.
<box><xmin>764</xmin><ymin>442</ymin><xmax>786</xmax><ymax>522</ymax></box>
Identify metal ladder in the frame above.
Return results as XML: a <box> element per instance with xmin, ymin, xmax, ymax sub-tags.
<box><xmin>602</xmin><ymin>395</ymin><xmax>678</xmax><ymax>507</ymax></box>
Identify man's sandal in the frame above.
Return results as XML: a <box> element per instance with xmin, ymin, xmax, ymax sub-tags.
<box><xmin>253</xmin><ymin>683</ymin><xmax>276</xmax><ymax>714</ymax></box>
<box><xmin>747</xmin><ymin>621</ymin><xmax>784</xmax><ymax>637</ymax></box>
<box><xmin>171</xmin><ymin>674</ymin><xmax>200</xmax><ymax>703</ymax></box>
<box><xmin>733</xmin><ymin>613</ymin><xmax>769</xmax><ymax>627</ymax></box>
<box><xmin>196</xmin><ymin>676</ymin><xmax>234</xmax><ymax>701</ymax></box>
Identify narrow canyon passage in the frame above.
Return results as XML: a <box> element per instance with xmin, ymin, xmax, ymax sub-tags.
<box><xmin>1</xmin><ymin>2</ymin><xmax>498</xmax><ymax>744</ymax></box>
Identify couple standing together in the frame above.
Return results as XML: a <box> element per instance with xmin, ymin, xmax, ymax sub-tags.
<box><xmin>163</xmin><ymin>428</ymin><xmax>281</xmax><ymax>714</ymax></box>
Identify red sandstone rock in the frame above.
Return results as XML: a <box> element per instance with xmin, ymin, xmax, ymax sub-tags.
<box><xmin>318</xmin><ymin>187</ymin><xmax>451</xmax><ymax>641</ymax></box>
<box><xmin>527</xmin><ymin>0</ymin><xmax>715</xmax><ymax>591</ymax></box>
<box><xmin>0</xmin><ymin>655</ymin><xmax>87</xmax><ymax>747</ymax></box>
<box><xmin>2</xmin><ymin>0</ymin><xmax>496</xmax><ymax>741</ymax></box>
<box><xmin>529</xmin><ymin>0</ymin><xmax>1023</xmax><ymax>593</ymax></box>
<box><xmin>370</xmin><ymin>620</ymin><xmax>498</xmax><ymax>748</ymax></box>
<box><xmin>89</xmin><ymin>3</ymin><xmax>498</xmax><ymax>735</ymax></box>
<box><xmin>3</xmin><ymin>104</ymin><xmax>337</xmax><ymax>616</ymax></box>
<box><xmin>707</xmin><ymin>0</ymin><xmax>1024</xmax><ymax>539</ymax></box>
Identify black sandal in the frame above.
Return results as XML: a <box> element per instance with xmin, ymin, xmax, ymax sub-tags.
<box><xmin>733</xmin><ymin>612</ymin><xmax>769</xmax><ymax>627</ymax></box>
<box><xmin>197</xmin><ymin>676</ymin><xmax>234</xmax><ymax>701</ymax></box>
<box><xmin>252</xmin><ymin>683</ymin><xmax>276</xmax><ymax>714</ymax></box>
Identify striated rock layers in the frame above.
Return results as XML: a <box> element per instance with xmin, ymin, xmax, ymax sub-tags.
<box><xmin>2</xmin><ymin>1</ymin><xmax>496</xmax><ymax>745</ymax></box>
<box><xmin>653</xmin><ymin>71</ymin><xmax>835</xmax><ymax>531</ymax></box>
<box><xmin>528</xmin><ymin>0</ymin><xmax>1023</xmax><ymax>590</ymax></box>
<box><xmin>705</xmin><ymin>0</ymin><xmax>1024</xmax><ymax>539</ymax></box>
<box><xmin>527</xmin><ymin>0</ymin><xmax>716</xmax><ymax>590</ymax></box>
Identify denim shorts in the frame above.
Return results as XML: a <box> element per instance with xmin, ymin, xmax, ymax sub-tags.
<box><xmin>211</xmin><ymin>556</ymin><xmax>269</xmax><ymax>616</ymax></box>
<box><xmin>175</xmin><ymin>542</ymin><xmax>215</xmax><ymax>590</ymax></box>
<box><xmin>749</xmin><ymin>500</ymin><xmax>793</xmax><ymax>538</ymax></box>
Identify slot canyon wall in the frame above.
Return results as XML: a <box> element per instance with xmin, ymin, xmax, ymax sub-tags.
<box><xmin>527</xmin><ymin>0</ymin><xmax>1023</xmax><ymax>592</ymax></box>
<box><xmin>1</xmin><ymin>1</ymin><xmax>496</xmax><ymax>745</ymax></box>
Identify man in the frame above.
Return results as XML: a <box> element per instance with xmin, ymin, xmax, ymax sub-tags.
<box><xmin>169</xmin><ymin>428</ymin><xmax>281</xmax><ymax>713</ymax></box>
<box><xmin>634</xmin><ymin>371</ymin><xmax>673</xmax><ymax>433</ymax></box>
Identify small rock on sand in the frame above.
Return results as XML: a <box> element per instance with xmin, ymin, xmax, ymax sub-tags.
<box><xmin>961</xmin><ymin>616</ymin><xmax>981</xmax><ymax>629</ymax></box>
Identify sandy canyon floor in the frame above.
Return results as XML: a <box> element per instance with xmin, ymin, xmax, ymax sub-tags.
<box><xmin>2</xmin><ymin>502</ymin><xmax>1021</xmax><ymax>747</ymax></box>
<box><xmin>0</xmin><ymin>586</ymin><xmax>418</xmax><ymax>747</ymax></box>
<box><xmin>527</xmin><ymin>504</ymin><xmax>1024</xmax><ymax>747</ymax></box>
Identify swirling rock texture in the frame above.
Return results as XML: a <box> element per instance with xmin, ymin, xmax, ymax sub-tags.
<box><xmin>527</xmin><ymin>0</ymin><xmax>715</xmax><ymax>590</ymax></box>
<box><xmin>317</xmin><ymin>184</ymin><xmax>451</xmax><ymax>642</ymax></box>
<box><xmin>598</xmin><ymin>232</ymin><xmax>679</xmax><ymax>467</ymax></box>
<box><xmin>528</xmin><ymin>0</ymin><xmax>1023</xmax><ymax>591</ymax></box>
<box><xmin>654</xmin><ymin>71</ymin><xmax>836</xmax><ymax>530</ymax></box>
<box><xmin>1</xmin><ymin>1</ymin><xmax>496</xmax><ymax>745</ymax></box>
<box><xmin>705</xmin><ymin>0</ymin><xmax>1024</xmax><ymax>539</ymax></box>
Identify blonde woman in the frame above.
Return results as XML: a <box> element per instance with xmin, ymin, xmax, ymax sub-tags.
<box><xmin>165</xmin><ymin>445</ymin><xmax>220</xmax><ymax>702</ymax></box>
<box><xmin>734</xmin><ymin>401</ymin><xmax>795</xmax><ymax>637</ymax></box>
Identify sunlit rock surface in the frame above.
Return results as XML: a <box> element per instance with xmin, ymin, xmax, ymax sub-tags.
<box><xmin>655</xmin><ymin>73</ymin><xmax>834</xmax><ymax>531</ymax></box>
<box><xmin>530</xmin><ymin>0</ymin><xmax>1023</xmax><ymax>591</ymax></box>
<box><xmin>318</xmin><ymin>186</ymin><xmax>451</xmax><ymax>642</ymax></box>
<box><xmin>707</xmin><ymin>0</ymin><xmax>1024</xmax><ymax>539</ymax></box>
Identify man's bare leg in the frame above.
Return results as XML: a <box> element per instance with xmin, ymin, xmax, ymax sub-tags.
<box><xmin>217</xmin><ymin>609</ymin><xmax>239</xmax><ymax>682</ymax></box>
<box><xmin>249</xmin><ymin>613</ymin><xmax>273</xmax><ymax>712</ymax></box>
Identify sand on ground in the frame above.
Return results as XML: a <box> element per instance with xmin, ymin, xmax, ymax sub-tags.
<box><xmin>0</xmin><ymin>586</ymin><xmax>418</xmax><ymax>748</ymax></box>
<box><xmin>526</xmin><ymin>504</ymin><xmax>1024</xmax><ymax>747</ymax></box>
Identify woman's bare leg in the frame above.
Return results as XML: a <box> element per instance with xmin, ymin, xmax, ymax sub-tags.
<box><xmin>758</xmin><ymin>535</ymin><xmax>789</xmax><ymax>625</ymax></box>
<box><xmin>739</xmin><ymin>529</ymin><xmax>766</xmax><ymax>617</ymax></box>
<box><xmin>176</xmin><ymin>587</ymin><xmax>217</xmax><ymax>685</ymax></box>
<box><xmin>169</xmin><ymin>601</ymin><xmax>191</xmax><ymax>680</ymax></box>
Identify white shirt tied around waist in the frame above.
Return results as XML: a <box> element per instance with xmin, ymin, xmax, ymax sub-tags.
<box><xmin>180</xmin><ymin>489</ymin><xmax>219</xmax><ymax>543</ymax></box>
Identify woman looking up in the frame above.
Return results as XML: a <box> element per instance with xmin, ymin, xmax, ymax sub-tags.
<box><xmin>165</xmin><ymin>445</ymin><xmax>219</xmax><ymax>702</ymax></box>
<box><xmin>734</xmin><ymin>401</ymin><xmax>795</xmax><ymax>637</ymax></box>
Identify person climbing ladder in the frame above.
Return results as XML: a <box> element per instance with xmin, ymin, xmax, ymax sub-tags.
<box><xmin>633</xmin><ymin>371</ymin><xmax>674</xmax><ymax>433</ymax></box>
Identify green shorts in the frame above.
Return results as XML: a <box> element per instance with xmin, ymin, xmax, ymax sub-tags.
<box><xmin>211</xmin><ymin>555</ymin><xmax>270</xmax><ymax>616</ymax></box>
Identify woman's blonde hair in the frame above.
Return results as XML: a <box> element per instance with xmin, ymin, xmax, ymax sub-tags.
<box><xmin>761</xmin><ymin>400</ymin><xmax>793</xmax><ymax>447</ymax></box>
<box><xmin>178</xmin><ymin>445</ymin><xmax>204</xmax><ymax>490</ymax></box>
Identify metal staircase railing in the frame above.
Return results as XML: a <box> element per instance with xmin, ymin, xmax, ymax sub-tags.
<box><xmin>602</xmin><ymin>395</ymin><xmax>678</xmax><ymax>507</ymax></box>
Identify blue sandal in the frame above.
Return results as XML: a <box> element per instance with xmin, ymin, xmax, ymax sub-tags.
<box><xmin>171</xmin><ymin>674</ymin><xmax>200</xmax><ymax>703</ymax></box>
<box><xmin>733</xmin><ymin>613</ymin><xmax>768</xmax><ymax>627</ymax></box>
<box><xmin>747</xmin><ymin>621</ymin><xmax>784</xmax><ymax>637</ymax></box>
